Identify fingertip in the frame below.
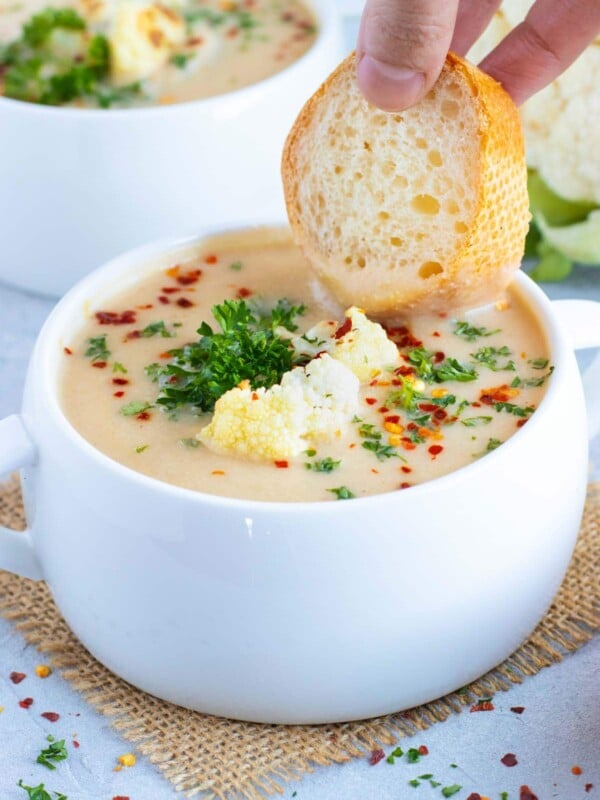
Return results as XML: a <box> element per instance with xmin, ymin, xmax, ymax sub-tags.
<box><xmin>356</xmin><ymin>54</ymin><xmax>426</xmax><ymax>111</ymax></box>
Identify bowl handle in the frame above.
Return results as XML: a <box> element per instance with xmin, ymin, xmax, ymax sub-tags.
<box><xmin>0</xmin><ymin>415</ymin><xmax>43</xmax><ymax>581</ymax></box>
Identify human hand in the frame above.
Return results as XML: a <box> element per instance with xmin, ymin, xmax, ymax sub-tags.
<box><xmin>357</xmin><ymin>0</ymin><xmax>600</xmax><ymax>110</ymax></box>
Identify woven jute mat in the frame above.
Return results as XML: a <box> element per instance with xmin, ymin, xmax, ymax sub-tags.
<box><xmin>0</xmin><ymin>477</ymin><xmax>598</xmax><ymax>799</ymax></box>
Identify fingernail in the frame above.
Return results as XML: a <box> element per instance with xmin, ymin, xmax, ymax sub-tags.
<box><xmin>357</xmin><ymin>54</ymin><xmax>425</xmax><ymax>111</ymax></box>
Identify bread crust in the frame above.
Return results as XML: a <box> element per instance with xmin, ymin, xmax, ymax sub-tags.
<box><xmin>282</xmin><ymin>52</ymin><xmax>529</xmax><ymax>317</ymax></box>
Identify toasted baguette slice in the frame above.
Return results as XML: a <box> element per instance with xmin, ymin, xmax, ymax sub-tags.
<box><xmin>282</xmin><ymin>52</ymin><xmax>529</xmax><ymax>316</ymax></box>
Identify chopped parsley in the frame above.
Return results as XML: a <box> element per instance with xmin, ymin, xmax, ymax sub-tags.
<box><xmin>149</xmin><ymin>299</ymin><xmax>306</xmax><ymax>413</ymax></box>
<box><xmin>229</xmin><ymin>261</ymin><xmax>243</xmax><ymax>271</ymax></box>
<box><xmin>362</xmin><ymin>440</ymin><xmax>401</xmax><ymax>461</ymax></box>
<box><xmin>461</xmin><ymin>416</ymin><xmax>493</xmax><ymax>427</ymax></box>
<box><xmin>493</xmin><ymin>401</ymin><xmax>535</xmax><ymax>417</ymax></box>
<box><xmin>183</xmin><ymin>6</ymin><xmax>260</xmax><ymax>40</ymax></box>
<box><xmin>328</xmin><ymin>486</ymin><xmax>355</xmax><ymax>500</ymax></box>
<box><xmin>529</xmin><ymin>357</ymin><xmax>549</xmax><ymax>369</ymax></box>
<box><xmin>135</xmin><ymin>444</ymin><xmax>149</xmax><ymax>454</ymax></box>
<box><xmin>112</xmin><ymin>362</ymin><xmax>128</xmax><ymax>374</ymax></box>
<box><xmin>471</xmin><ymin>345</ymin><xmax>516</xmax><ymax>372</ymax></box>
<box><xmin>85</xmin><ymin>335</ymin><xmax>110</xmax><ymax>363</ymax></box>
<box><xmin>386</xmin><ymin>746</ymin><xmax>404</xmax><ymax>764</ymax></box>
<box><xmin>407</xmin><ymin>348</ymin><xmax>477</xmax><ymax>383</ymax></box>
<box><xmin>441</xmin><ymin>785</ymin><xmax>462</xmax><ymax>797</ymax></box>
<box><xmin>139</xmin><ymin>321</ymin><xmax>174</xmax><ymax>339</ymax></box>
<box><xmin>17</xmin><ymin>781</ymin><xmax>67</xmax><ymax>800</ymax></box>
<box><xmin>406</xmin><ymin>748</ymin><xmax>421</xmax><ymax>763</ymax></box>
<box><xmin>1</xmin><ymin>9</ymin><xmax>141</xmax><ymax>107</ymax></box>
<box><xmin>121</xmin><ymin>400</ymin><xmax>153</xmax><ymax>417</ymax></box>
<box><xmin>486</xmin><ymin>438</ymin><xmax>503</xmax><ymax>452</ymax></box>
<box><xmin>454</xmin><ymin>321</ymin><xmax>501</xmax><ymax>341</ymax></box>
<box><xmin>408</xmin><ymin>779</ymin><xmax>420</xmax><ymax>787</ymax></box>
<box><xmin>305</xmin><ymin>457</ymin><xmax>341</xmax><ymax>473</ymax></box>
<box><xmin>170</xmin><ymin>52</ymin><xmax>194</xmax><ymax>69</ymax></box>
<box><xmin>36</xmin><ymin>737</ymin><xmax>68</xmax><ymax>770</ymax></box>
<box><xmin>511</xmin><ymin>366</ymin><xmax>553</xmax><ymax>388</ymax></box>
<box><xmin>180</xmin><ymin>437</ymin><xmax>200</xmax><ymax>448</ymax></box>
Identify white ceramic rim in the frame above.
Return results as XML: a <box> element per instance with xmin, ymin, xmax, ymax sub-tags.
<box><xmin>32</xmin><ymin>222</ymin><xmax>570</xmax><ymax>513</ymax></box>
<box><xmin>0</xmin><ymin>0</ymin><xmax>337</xmax><ymax>119</ymax></box>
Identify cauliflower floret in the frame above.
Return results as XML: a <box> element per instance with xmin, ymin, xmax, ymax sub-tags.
<box><xmin>198</xmin><ymin>354</ymin><xmax>359</xmax><ymax>462</ymax></box>
<box><xmin>110</xmin><ymin>1</ymin><xmax>185</xmax><ymax>84</ymax></box>
<box><xmin>468</xmin><ymin>0</ymin><xmax>600</xmax><ymax>204</ymax></box>
<box><xmin>293</xmin><ymin>308</ymin><xmax>399</xmax><ymax>382</ymax></box>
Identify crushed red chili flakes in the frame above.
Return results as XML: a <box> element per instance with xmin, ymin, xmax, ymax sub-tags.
<box><xmin>113</xmin><ymin>391</ymin><xmax>125</xmax><ymax>398</ymax></box>
<box><xmin>401</xmin><ymin>466</ymin><xmax>412</xmax><ymax>474</ymax></box>
<box><xmin>166</xmin><ymin>265</ymin><xmax>203</xmax><ymax>285</ymax></box>
<box><xmin>162</xmin><ymin>286</ymin><xmax>180</xmax><ymax>294</ymax></box>
<box><xmin>480</xmin><ymin>384</ymin><xmax>519</xmax><ymax>405</ymax></box>
<box><xmin>432</xmin><ymin>331</ymin><xmax>441</xmax><ymax>337</ymax></box>
<box><xmin>466</xmin><ymin>794</ymin><xmax>482</xmax><ymax>800</ymax></box>
<box><xmin>176</xmin><ymin>297</ymin><xmax>194</xmax><ymax>308</ymax></box>
<box><xmin>399</xmin><ymin>482</ymin><xmax>412</xmax><ymax>489</ymax></box>
<box><xmin>19</xmin><ymin>697</ymin><xmax>34</xmax><ymax>708</ymax></box>
<box><xmin>112</xmin><ymin>378</ymin><xmax>129</xmax><ymax>386</ymax></box>
<box><xmin>95</xmin><ymin>310</ymin><xmax>136</xmax><ymax>325</ymax></box>
<box><xmin>41</xmin><ymin>711</ymin><xmax>60</xmax><ymax>722</ymax></box>
<box><xmin>10</xmin><ymin>671</ymin><xmax>26</xmax><ymax>684</ymax></box>
<box><xmin>72</xmin><ymin>740</ymin><xmax>80</xmax><ymax>749</ymax></box>
<box><xmin>92</xmin><ymin>361</ymin><xmax>107</xmax><ymax>369</ymax></box>
<box><xmin>365</xmin><ymin>397</ymin><xmax>377</xmax><ymax>406</ymax></box>
<box><xmin>274</xmin><ymin>460</ymin><xmax>289</xmax><ymax>469</ymax></box>
<box><xmin>158</xmin><ymin>295</ymin><xmax>170</xmax><ymax>304</ymax></box>
<box><xmin>63</xmin><ymin>347</ymin><xmax>73</xmax><ymax>355</ymax></box>
<box><xmin>511</xmin><ymin>706</ymin><xmax>525</xmax><ymax>714</ymax></box>
<box><xmin>572</xmin><ymin>766</ymin><xmax>583</xmax><ymax>775</ymax></box>
<box><xmin>236</xmin><ymin>287</ymin><xmax>253</xmax><ymax>299</ymax></box>
<box><xmin>137</xmin><ymin>303</ymin><xmax>153</xmax><ymax>310</ymax></box>
<box><xmin>137</xmin><ymin>411</ymin><xmax>151</xmax><ymax>421</ymax></box>
<box><xmin>470</xmin><ymin>698</ymin><xmax>495</xmax><ymax>712</ymax></box>
<box><xmin>501</xmin><ymin>753</ymin><xmax>518</xmax><ymax>767</ymax></box>
<box><xmin>418</xmin><ymin>744</ymin><xmax>429</xmax><ymax>755</ymax></box>
<box><xmin>125</xmin><ymin>330</ymin><xmax>142</xmax><ymax>340</ymax></box>
<box><xmin>428</xmin><ymin>445</ymin><xmax>444</xmax><ymax>457</ymax></box>
<box><xmin>433</xmin><ymin>351</ymin><xmax>445</xmax><ymax>363</ymax></box>
<box><xmin>520</xmin><ymin>787</ymin><xmax>539</xmax><ymax>800</ymax></box>
<box><xmin>369</xmin><ymin>748</ymin><xmax>385</xmax><ymax>766</ymax></box>
<box><xmin>585</xmin><ymin>783</ymin><xmax>593</xmax><ymax>792</ymax></box>
<box><xmin>113</xmin><ymin>796</ymin><xmax>130</xmax><ymax>800</ymax></box>
<box><xmin>516</xmin><ymin>418</ymin><xmax>528</xmax><ymax>428</ymax></box>
<box><xmin>334</xmin><ymin>317</ymin><xmax>352</xmax><ymax>340</ymax></box>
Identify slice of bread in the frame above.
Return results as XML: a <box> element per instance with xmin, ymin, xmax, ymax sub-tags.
<box><xmin>282</xmin><ymin>52</ymin><xmax>529</xmax><ymax>317</ymax></box>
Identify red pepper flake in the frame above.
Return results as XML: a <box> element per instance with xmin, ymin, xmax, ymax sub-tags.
<box><xmin>520</xmin><ymin>787</ymin><xmax>539</xmax><ymax>800</ymax></box>
<box><xmin>401</xmin><ymin>466</ymin><xmax>412</xmax><ymax>474</ymax></box>
<box><xmin>419</xmin><ymin>403</ymin><xmax>438</xmax><ymax>413</ymax></box>
<box><xmin>511</xmin><ymin>706</ymin><xmax>525</xmax><ymax>714</ymax></box>
<box><xmin>113</xmin><ymin>391</ymin><xmax>125</xmax><ymax>398</ymax></box>
<box><xmin>113</xmin><ymin>797</ymin><xmax>130</xmax><ymax>800</ymax></box>
<box><xmin>63</xmin><ymin>347</ymin><xmax>73</xmax><ymax>355</ymax></box>
<box><xmin>365</xmin><ymin>397</ymin><xmax>377</xmax><ymax>406</ymax></box>
<box><xmin>470</xmin><ymin>699</ymin><xmax>495</xmax><ymax>712</ymax></box>
<box><xmin>334</xmin><ymin>317</ymin><xmax>352</xmax><ymax>340</ymax></box>
<box><xmin>432</xmin><ymin>331</ymin><xmax>441</xmax><ymax>337</ymax></box>
<box><xmin>167</xmin><ymin>266</ymin><xmax>203</xmax><ymax>285</ymax></box>
<box><xmin>137</xmin><ymin>304</ymin><xmax>153</xmax><ymax>310</ymax></box>
<box><xmin>428</xmin><ymin>445</ymin><xmax>444</xmax><ymax>457</ymax></box>
<box><xmin>401</xmin><ymin>440</ymin><xmax>417</xmax><ymax>451</ymax></box>
<box><xmin>96</xmin><ymin>310</ymin><xmax>136</xmax><ymax>325</ymax></box>
<box><xmin>369</xmin><ymin>748</ymin><xmax>385</xmax><ymax>766</ymax></box>
<box><xmin>434</xmin><ymin>351</ymin><xmax>445</xmax><ymax>362</ymax></box>
<box><xmin>112</xmin><ymin>378</ymin><xmax>129</xmax><ymax>386</ymax></box>
<box><xmin>395</xmin><ymin>365</ymin><xmax>416</xmax><ymax>377</ymax></box>
<box><xmin>378</xmin><ymin>406</ymin><xmax>390</xmax><ymax>414</ymax></box>
<box><xmin>10</xmin><ymin>671</ymin><xmax>26</xmax><ymax>684</ymax></box>
<box><xmin>159</xmin><ymin>351</ymin><xmax>171</xmax><ymax>359</ymax></box>
<box><xmin>418</xmin><ymin>745</ymin><xmax>429</xmax><ymax>755</ymax></box>
<box><xmin>399</xmin><ymin>482</ymin><xmax>412</xmax><ymax>489</ymax></box>
<box><xmin>137</xmin><ymin>411</ymin><xmax>151</xmax><ymax>421</ymax></box>
<box><xmin>176</xmin><ymin>297</ymin><xmax>194</xmax><ymax>308</ymax></box>
<box><xmin>73</xmin><ymin>740</ymin><xmax>80</xmax><ymax>748</ymax></box>
<box><xmin>125</xmin><ymin>330</ymin><xmax>142</xmax><ymax>340</ymax></box>
<box><xmin>466</xmin><ymin>794</ymin><xmax>482</xmax><ymax>800</ymax></box>
<box><xmin>41</xmin><ymin>711</ymin><xmax>60</xmax><ymax>722</ymax></box>
<box><xmin>501</xmin><ymin>753</ymin><xmax>518</xmax><ymax>767</ymax></box>
<box><xmin>92</xmin><ymin>361</ymin><xmax>107</xmax><ymax>369</ymax></box>
<box><xmin>471</xmin><ymin>401</ymin><xmax>482</xmax><ymax>408</ymax></box>
<box><xmin>162</xmin><ymin>286</ymin><xmax>180</xmax><ymax>294</ymax></box>
<box><xmin>187</xmin><ymin>35</ymin><xmax>204</xmax><ymax>45</ymax></box>
<box><xmin>274</xmin><ymin>460</ymin><xmax>289</xmax><ymax>469</ymax></box>
<box><xmin>371</xmin><ymin>468</ymin><xmax>379</xmax><ymax>474</ymax></box>
<box><xmin>480</xmin><ymin>385</ymin><xmax>517</xmax><ymax>405</ymax></box>
<box><xmin>237</xmin><ymin>287</ymin><xmax>253</xmax><ymax>299</ymax></box>
<box><xmin>19</xmin><ymin>697</ymin><xmax>34</xmax><ymax>709</ymax></box>
<box><xmin>516</xmin><ymin>418</ymin><xmax>528</xmax><ymax>428</ymax></box>
<box><xmin>585</xmin><ymin>784</ymin><xmax>593</xmax><ymax>793</ymax></box>
<box><xmin>204</xmin><ymin>254</ymin><xmax>218</xmax><ymax>264</ymax></box>
<box><xmin>158</xmin><ymin>295</ymin><xmax>170</xmax><ymax>305</ymax></box>
<box><xmin>385</xmin><ymin>415</ymin><xmax>400</xmax><ymax>424</ymax></box>
<box><xmin>572</xmin><ymin>766</ymin><xmax>583</xmax><ymax>776</ymax></box>
<box><xmin>434</xmin><ymin>408</ymin><xmax>448</xmax><ymax>420</ymax></box>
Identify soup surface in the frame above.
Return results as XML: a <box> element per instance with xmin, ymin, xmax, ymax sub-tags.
<box><xmin>60</xmin><ymin>229</ymin><xmax>552</xmax><ymax>502</ymax></box>
<box><xmin>0</xmin><ymin>0</ymin><xmax>317</xmax><ymax>107</ymax></box>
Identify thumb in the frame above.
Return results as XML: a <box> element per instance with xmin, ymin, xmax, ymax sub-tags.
<box><xmin>357</xmin><ymin>0</ymin><xmax>460</xmax><ymax>111</ymax></box>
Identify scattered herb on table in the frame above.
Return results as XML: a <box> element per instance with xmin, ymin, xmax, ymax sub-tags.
<box><xmin>148</xmin><ymin>299</ymin><xmax>306</xmax><ymax>414</ymax></box>
<box><xmin>454</xmin><ymin>321</ymin><xmax>501</xmax><ymax>341</ymax></box>
<box><xmin>37</xmin><ymin>736</ymin><xmax>68</xmax><ymax>770</ymax></box>
<box><xmin>17</xmin><ymin>780</ymin><xmax>67</xmax><ymax>800</ymax></box>
<box><xmin>408</xmin><ymin>778</ymin><xmax>420</xmax><ymax>787</ymax></box>
<box><xmin>386</xmin><ymin>746</ymin><xmax>404</xmax><ymax>764</ymax></box>
<box><xmin>85</xmin><ymin>336</ymin><xmax>110</xmax><ymax>363</ymax></box>
<box><xmin>441</xmin><ymin>785</ymin><xmax>462</xmax><ymax>797</ymax></box>
<box><xmin>406</xmin><ymin>748</ymin><xmax>422</xmax><ymax>763</ymax></box>
<box><xmin>328</xmin><ymin>486</ymin><xmax>355</xmax><ymax>501</ymax></box>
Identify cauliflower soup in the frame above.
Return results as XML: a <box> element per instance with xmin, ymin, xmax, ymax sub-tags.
<box><xmin>60</xmin><ymin>228</ymin><xmax>552</xmax><ymax>502</ymax></box>
<box><xmin>0</xmin><ymin>0</ymin><xmax>317</xmax><ymax>107</ymax></box>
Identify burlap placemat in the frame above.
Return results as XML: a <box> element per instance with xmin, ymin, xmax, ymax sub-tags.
<box><xmin>0</xmin><ymin>477</ymin><xmax>598</xmax><ymax>799</ymax></box>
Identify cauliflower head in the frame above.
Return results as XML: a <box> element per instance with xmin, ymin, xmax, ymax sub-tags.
<box><xmin>198</xmin><ymin>354</ymin><xmax>359</xmax><ymax>462</ymax></box>
<box><xmin>293</xmin><ymin>307</ymin><xmax>399</xmax><ymax>382</ymax></box>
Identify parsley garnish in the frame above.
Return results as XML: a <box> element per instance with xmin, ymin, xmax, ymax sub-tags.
<box><xmin>305</xmin><ymin>457</ymin><xmax>341</xmax><ymax>473</ymax></box>
<box><xmin>180</xmin><ymin>438</ymin><xmax>200</xmax><ymax>448</ymax></box>
<box><xmin>36</xmin><ymin>736</ymin><xmax>68</xmax><ymax>770</ymax></box>
<box><xmin>529</xmin><ymin>357</ymin><xmax>549</xmax><ymax>369</ymax></box>
<box><xmin>85</xmin><ymin>335</ymin><xmax>110</xmax><ymax>362</ymax></box>
<box><xmin>356</xmin><ymin>421</ymin><xmax>401</xmax><ymax>460</ymax></box>
<box><xmin>441</xmin><ymin>786</ymin><xmax>462</xmax><ymax>798</ymax></box>
<box><xmin>461</xmin><ymin>416</ymin><xmax>493</xmax><ymax>427</ymax></box>
<box><xmin>511</xmin><ymin>366</ymin><xmax>553</xmax><ymax>388</ymax></box>
<box><xmin>486</xmin><ymin>438</ymin><xmax>502</xmax><ymax>452</ymax></box>
<box><xmin>1</xmin><ymin>9</ymin><xmax>142</xmax><ymax>107</ymax></box>
<box><xmin>112</xmin><ymin>362</ymin><xmax>128</xmax><ymax>374</ymax></box>
<box><xmin>406</xmin><ymin>748</ymin><xmax>421</xmax><ymax>763</ymax></box>
<box><xmin>472</xmin><ymin>346</ymin><xmax>516</xmax><ymax>372</ymax></box>
<box><xmin>406</xmin><ymin>348</ymin><xmax>477</xmax><ymax>383</ymax></box>
<box><xmin>454</xmin><ymin>321</ymin><xmax>500</xmax><ymax>341</ymax></box>
<box><xmin>408</xmin><ymin>779</ymin><xmax>420</xmax><ymax>787</ymax></box>
<box><xmin>121</xmin><ymin>401</ymin><xmax>153</xmax><ymax>416</ymax></box>
<box><xmin>149</xmin><ymin>299</ymin><xmax>305</xmax><ymax>413</ymax></box>
<box><xmin>139</xmin><ymin>321</ymin><xmax>174</xmax><ymax>338</ymax></box>
<box><xmin>17</xmin><ymin>780</ymin><xmax>67</xmax><ymax>800</ymax></box>
<box><xmin>494</xmin><ymin>401</ymin><xmax>535</xmax><ymax>417</ymax></box>
<box><xmin>230</xmin><ymin>261</ymin><xmax>243</xmax><ymax>271</ymax></box>
<box><xmin>170</xmin><ymin>52</ymin><xmax>194</xmax><ymax>69</ymax></box>
<box><xmin>386</xmin><ymin>746</ymin><xmax>404</xmax><ymax>764</ymax></box>
<box><xmin>328</xmin><ymin>486</ymin><xmax>356</xmax><ymax>500</ymax></box>
<box><xmin>135</xmin><ymin>444</ymin><xmax>149</xmax><ymax>453</ymax></box>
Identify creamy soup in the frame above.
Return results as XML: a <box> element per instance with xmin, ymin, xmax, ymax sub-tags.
<box><xmin>0</xmin><ymin>0</ymin><xmax>317</xmax><ymax>107</ymax></box>
<box><xmin>60</xmin><ymin>229</ymin><xmax>552</xmax><ymax>502</ymax></box>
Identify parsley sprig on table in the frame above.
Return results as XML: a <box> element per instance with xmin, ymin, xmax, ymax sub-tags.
<box><xmin>0</xmin><ymin>7</ymin><xmax>141</xmax><ymax>107</ymax></box>
<box><xmin>37</xmin><ymin>736</ymin><xmax>68</xmax><ymax>770</ymax></box>
<box><xmin>146</xmin><ymin>299</ymin><xmax>306</xmax><ymax>413</ymax></box>
<box><xmin>17</xmin><ymin>780</ymin><xmax>67</xmax><ymax>800</ymax></box>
